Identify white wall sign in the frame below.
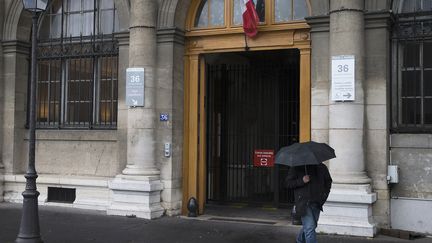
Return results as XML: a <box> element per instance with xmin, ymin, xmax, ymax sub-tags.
<box><xmin>126</xmin><ymin>68</ymin><xmax>145</xmax><ymax>107</ymax></box>
<box><xmin>331</xmin><ymin>55</ymin><xmax>355</xmax><ymax>101</ymax></box>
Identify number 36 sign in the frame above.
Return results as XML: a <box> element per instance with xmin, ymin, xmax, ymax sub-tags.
<box><xmin>331</xmin><ymin>55</ymin><xmax>355</xmax><ymax>101</ymax></box>
<box><xmin>126</xmin><ymin>67</ymin><xmax>145</xmax><ymax>107</ymax></box>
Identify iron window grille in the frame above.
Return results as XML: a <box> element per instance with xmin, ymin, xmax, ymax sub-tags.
<box><xmin>35</xmin><ymin>0</ymin><xmax>119</xmax><ymax>129</ymax></box>
<box><xmin>391</xmin><ymin>3</ymin><xmax>432</xmax><ymax>132</ymax></box>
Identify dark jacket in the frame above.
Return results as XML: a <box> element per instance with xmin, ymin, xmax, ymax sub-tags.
<box><xmin>284</xmin><ymin>164</ymin><xmax>332</xmax><ymax>216</ymax></box>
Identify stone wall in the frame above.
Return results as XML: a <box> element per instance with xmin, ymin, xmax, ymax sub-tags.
<box><xmin>364</xmin><ymin>11</ymin><xmax>391</xmax><ymax>228</ymax></box>
<box><xmin>0</xmin><ymin>1</ymin><xmax>130</xmax><ymax>207</ymax></box>
<box><xmin>32</xmin><ymin>131</ymin><xmax>120</xmax><ymax>177</ymax></box>
<box><xmin>0</xmin><ymin>2</ymin><xmax>123</xmax><ymax>177</ymax></box>
<box><xmin>309</xmin><ymin>15</ymin><xmax>330</xmax><ymax>145</ymax></box>
<box><xmin>390</xmin><ymin>134</ymin><xmax>432</xmax><ymax>199</ymax></box>
<box><xmin>0</xmin><ymin>0</ymin><xmax>5</xmax><ymax>202</ymax></box>
<box><xmin>390</xmin><ymin>134</ymin><xmax>432</xmax><ymax>234</ymax></box>
<box><xmin>2</xmin><ymin>40</ymin><xmax>29</xmax><ymax>174</ymax></box>
<box><xmin>156</xmin><ymin>27</ymin><xmax>184</xmax><ymax>216</ymax></box>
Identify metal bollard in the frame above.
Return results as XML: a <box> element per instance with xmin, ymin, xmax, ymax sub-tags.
<box><xmin>187</xmin><ymin>197</ymin><xmax>198</xmax><ymax>217</ymax></box>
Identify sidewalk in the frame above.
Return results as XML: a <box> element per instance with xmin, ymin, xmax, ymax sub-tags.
<box><xmin>0</xmin><ymin>203</ymin><xmax>431</xmax><ymax>243</ymax></box>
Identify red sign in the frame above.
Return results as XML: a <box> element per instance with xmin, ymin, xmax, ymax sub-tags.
<box><xmin>253</xmin><ymin>149</ymin><xmax>275</xmax><ymax>167</ymax></box>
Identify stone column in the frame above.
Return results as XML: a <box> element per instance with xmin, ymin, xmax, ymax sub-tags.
<box><xmin>0</xmin><ymin>0</ymin><xmax>4</xmax><ymax>202</ymax></box>
<box><xmin>108</xmin><ymin>0</ymin><xmax>164</xmax><ymax>219</ymax></box>
<box><xmin>317</xmin><ymin>0</ymin><xmax>377</xmax><ymax>237</ymax></box>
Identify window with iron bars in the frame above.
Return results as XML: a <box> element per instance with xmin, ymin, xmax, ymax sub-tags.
<box><xmin>35</xmin><ymin>0</ymin><xmax>119</xmax><ymax>129</ymax></box>
<box><xmin>391</xmin><ymin>0</ymin><xmax>432</xmax><ymax>132</ymax></box>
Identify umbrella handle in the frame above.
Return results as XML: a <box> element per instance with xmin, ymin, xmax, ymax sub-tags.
<box><xmin>305</xmin><ymin>165</ymin><xmax>311</xmax><ymax>201</ymax></box>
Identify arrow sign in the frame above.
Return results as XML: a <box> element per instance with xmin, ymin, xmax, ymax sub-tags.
<box><xmin>126</xmin><ymin>68</ymin><xmax>145</xmax><ymax>107</ymax></box>
<box><xmin>331</xmin><ymin>55</ymin><xmax>355</xmax><ymax>101</ymax></box>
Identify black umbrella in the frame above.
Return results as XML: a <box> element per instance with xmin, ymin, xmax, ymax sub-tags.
<box><xmin>275</xmin><ymin>141</ymin><xmax>336</xmax><ymax>167</ymax></box>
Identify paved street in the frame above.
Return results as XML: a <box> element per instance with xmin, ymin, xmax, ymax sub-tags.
<box><xmin>1</xmin><ymin>203</ymin><xmax>431</xmax><ymax>243</ymax></box>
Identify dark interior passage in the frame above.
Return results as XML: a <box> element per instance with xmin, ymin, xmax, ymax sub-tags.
<box><xmin>205</xmin><ymin>49</ymin><xmax>300</xmax><ymax>207</ymax></box>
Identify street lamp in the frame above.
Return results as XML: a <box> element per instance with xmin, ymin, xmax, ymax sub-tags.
<box><xmin>16</xmin><ymin>1</ymin><xmax>49</xmax><ymax>243</ymax></box>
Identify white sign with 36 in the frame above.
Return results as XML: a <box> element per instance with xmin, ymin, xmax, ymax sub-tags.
<box><xmin>331</xmin><ymin>55</ymin><xmax>355</xmax><ymax>101</ymax></box>
<box><xmin>126</xmin><ymin>68</ymin><xmax>145</xmax><ymax>107</ymax></box>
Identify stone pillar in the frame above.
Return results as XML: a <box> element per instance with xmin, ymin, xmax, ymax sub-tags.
<box><xmin>0</xmin><ymin>0</ymin><xmax>4</xmax><ymax>202</ymax></box>
<box><xmin>156</xmin><ymin>27</ymin><xmax>185</xmax><ymax>216</ymax></box>
<box><xmin>114</xmin><ymin>32</ymin><xmax>130</xmax><ymax>175</ymax></box>
<box><xmin>108</xmin><ymin>0</ymin><xmax>164</xmax><ymax>219</ymax></box>
<box><xmin>317</xmin><ymin>0</ymin><xmax>377</xmax><ymax>237</ymax></box>
<box><xmin>2</xmin><ymin>40</ymin><xmax>30</xmax><ymax>173</ymax></box>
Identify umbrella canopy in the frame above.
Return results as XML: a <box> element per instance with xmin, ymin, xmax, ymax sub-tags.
<box><xmin>275</xmin><ymin>141</ymin><xmax>335</xmax><ymax>167</ymax></box>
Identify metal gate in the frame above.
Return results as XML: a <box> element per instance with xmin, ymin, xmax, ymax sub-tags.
<box><xmin>206</xmin><ymin>50</ymin><xmax>299</xmax><ymax>206</ymax></box>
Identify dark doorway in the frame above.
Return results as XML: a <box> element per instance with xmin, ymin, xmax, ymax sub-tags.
<box><xmin>205</xmin><ymin>49</ymin><xmax>300</xmax><ymax>207</ymax></box>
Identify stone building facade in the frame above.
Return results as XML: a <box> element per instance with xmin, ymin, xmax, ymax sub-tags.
<box><xmin>0</xmin><ymin>0</ymin><xmax>431</xmax><ymax>237</ymax></box>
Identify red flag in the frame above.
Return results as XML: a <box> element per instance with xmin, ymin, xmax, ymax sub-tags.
<box><xmin>242</xmin><ymin>0</ymin><xmax>259</xmax><ymax>38</ymax></box>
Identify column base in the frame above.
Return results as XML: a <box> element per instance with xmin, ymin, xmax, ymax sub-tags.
<box><xmin>317</xmin><ymin>184</ymin><xmax>377</xmax><ymax>237</ymax></box>
<box><xmin>331</xmin><ymin>172</ymin><xmax>372</xmax><ymax>184</ymax></box>
<box><xmin>0</xmin><ymin>175</ymin><xmax>3</xmax><ymax>203</ymax></box>
<box><xmin>0</xmin><ymin>168</ymin><xmax>4</xmax><ymax>202</ymax></box>
<box><xmin>122</xmin><ymin>165</ymin><xmax>160</xmax><ymax>176</ymax></box>
<box><xmin>107</xmin><ymin>175</ymin><xmax>164</xmax><ymax>219</ymax></box>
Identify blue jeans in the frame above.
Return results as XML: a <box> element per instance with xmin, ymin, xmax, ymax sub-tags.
<box><xmin>296</xmin><ymin>204</ymin><xmax>321</xmax><ymax>243</ymax></box>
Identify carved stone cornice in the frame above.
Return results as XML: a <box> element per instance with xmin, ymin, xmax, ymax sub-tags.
<box><xmin>365</xmin><ymin>10</ymin><xmax>393</xmax><ymax>30</ymax></box>
<box><xmin>306</xmin><ymin>15</ymin><xmax>330</xmax><ymax>33</ymax></box>
<box><xmin>1</xmin><ymin>40</ymin><xmax>30</xmax><ymax>55</ymax></box>
<box><xmin>114</xmin><ymin>31</ymin><xmax>130</xmax><ymax>47</ymax></box>
<box><xmin>157</xmin><ymin>27</ymin><xmax>185</xmax><ymax>45</ymax></box>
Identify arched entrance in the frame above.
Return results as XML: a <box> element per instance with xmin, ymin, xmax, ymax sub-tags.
<box><xmin>182</xmin><ymin>0</ymin><xmax>311</xmax><ymax>214</ymax></box>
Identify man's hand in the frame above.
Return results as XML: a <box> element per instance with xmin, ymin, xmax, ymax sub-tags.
<box><xmin>303</xmin><ymin>175</ymin><xmax>310</xmax><ymax>183</ymax></box>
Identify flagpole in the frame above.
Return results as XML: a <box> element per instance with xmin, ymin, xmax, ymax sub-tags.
<box><xmin>244</xmin><ymin>33</ymin><xmax>250</xmax><ymax>51</ymax></box>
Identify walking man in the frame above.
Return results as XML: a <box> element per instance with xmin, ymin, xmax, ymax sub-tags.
<box><xmin>285</xmin><ymin>164</ymin><xmax>332</xmax><ymax>243</ymax></box>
